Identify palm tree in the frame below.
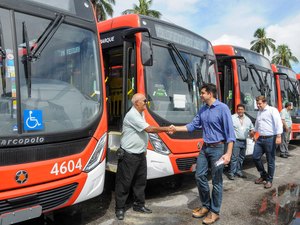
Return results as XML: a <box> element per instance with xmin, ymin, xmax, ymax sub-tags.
<box><xmin>91</xmin><ymin>0</ymin><xmax>115</xmax><ymax>21</ymax></box>
<box><xmin>250</xmin><ymin>28</ymin><xmax>276</xmax><ymax>56</ymax></box>
<box><xmin>122</xmin><ymin>0</ymin><xmax>161</xmax><ymax>18</ymax></box>
<box><xmin>271</xmin><ymin>44</ymin><xmax>299</xmax><ymax>68</ymax></box>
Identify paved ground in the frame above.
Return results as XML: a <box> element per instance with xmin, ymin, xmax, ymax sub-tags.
<box><xmin>18</xmin><ymin>142</ymin><xmax>300</xmax><ymax>225</ymax></box>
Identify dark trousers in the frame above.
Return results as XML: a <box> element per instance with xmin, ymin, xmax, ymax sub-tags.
<box><xmin>229</xmin><ymin>139</ymin><xmax>247</xmax><ymax>176</ymax></box>
<box><xmin>253</xmin><ymin>136</ymin><xmax>276</xmax><ymax>182</ymax></box>
<box><xmin>115</xmin><ymin>151</ymin><xmax>147</xmax><ymax>210</ymax></box>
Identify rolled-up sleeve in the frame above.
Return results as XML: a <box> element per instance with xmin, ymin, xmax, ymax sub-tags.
<box><xmin>186</xmin><ymin>110</ymin><xmax>202</xmax><ymax>132</ymax></box>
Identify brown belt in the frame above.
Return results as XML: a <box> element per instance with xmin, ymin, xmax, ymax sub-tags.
<box><xmin>203</xmin><ymin>141</ymin><xmax>224</xmax><ymax>147</ymax></box>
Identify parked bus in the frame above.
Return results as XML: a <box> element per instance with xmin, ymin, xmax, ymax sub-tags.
<box><xmin>97</xmin><ymin>14</ymin><xmax>219</xmax><ymax>179</ymax></box>
<box><xmin>213</xmin><ymin>45</ymin><xmax>277</xmax><ymax>155</ymax></box>
<box><xmin>272</xmin><ymin>64</ymin><xmax>300</xmax><ymax>140</ymax></box>
<box><xmin>0</xmin><ymin>0</ymin><xmax>106</xmax><ymax>223</ymax></box>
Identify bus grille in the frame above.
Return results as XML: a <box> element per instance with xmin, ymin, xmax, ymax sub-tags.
<box><xmin>0</xmin><ymin>138</ymin><xmax>90</xmax><ymax>166</ymax></box>
<box><xmin>176</xmin><ymin>157</ymin><xmax>197</xmax><ymax>171</ymax></box>
<box><xmin>0</xmin><ymin>183</ymin><xmax>78</xmax><ymax>214</ymax></box>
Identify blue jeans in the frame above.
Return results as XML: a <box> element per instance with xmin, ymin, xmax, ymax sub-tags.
<box><xmin>252</xmin><ymin>136</ymin><xmax>276</xmax><ymax>182</ymax></box>
<box><xmin>195</xmin><ymin>144</ymin><xmax>225</xmax><ymax>214</ymax></box>
<box><xmin>229</xmin><ymin>140</ymin><xmax>246</xmax><ymax>176</ymax></box>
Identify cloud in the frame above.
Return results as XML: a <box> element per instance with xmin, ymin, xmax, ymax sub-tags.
<box><xmin>108</xmin><ymin>0</ymin><xmax>300</xmax><ymax>71</ymax></box>
<box><xmin>266</xmin><ymin>13</ymin><xmax>300</xmax><ymax>71</ymax></box>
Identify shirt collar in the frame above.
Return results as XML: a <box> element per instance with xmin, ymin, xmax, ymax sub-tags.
<box><xmin>262</xmin><ymin>105</ymin><xmax>270</xmax><ymax>111</ymax></box>
<box><xmin>206</xmin><ymin>99</ymin><xmax>220</xmax><ymax>108</ymax></box>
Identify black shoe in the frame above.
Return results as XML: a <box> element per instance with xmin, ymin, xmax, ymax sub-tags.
<box><xmin>280</xmin><ymin>154</ymin><xmax>288</xmax><ymax>158</ymax></box>
<box><xmin>236</xmin><ymin>173</ymin><xmax>247</xmax><ymax>178</ymax></box>
<box><xmin>228</xmin><ymin>174</ymin><xmax>235</xmax><ymax>180</ymax></box>
<box><xmin>133</xmin><ymin>205</ymin><xmax>152</xmax><ymax>214</ymax></box>
<box><xmin>116</xmin><ymin>209</ymin><xmax>125</xmax><ymax>220</ymax></box>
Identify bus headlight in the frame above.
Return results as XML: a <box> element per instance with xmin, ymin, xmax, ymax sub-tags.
<box><xmin>149</xmin><ymin>133</ymin><xmax>170</xmax><ymax>155</ymax></box>
<box><xmin>84</xmin><ymin>132</ymin><xmax>107</xmax><ymax>172</ymax></box>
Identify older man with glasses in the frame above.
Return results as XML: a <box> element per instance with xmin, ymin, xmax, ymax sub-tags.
<box><xmin>115</xmin><ymin>93</ymin><xmax>175</xmax><ymax>220</ymax></box>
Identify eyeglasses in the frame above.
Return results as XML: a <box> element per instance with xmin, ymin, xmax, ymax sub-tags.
<box><xmin>143</xmin><ymin>99</ymin><xmax>148</xmax><ymax>103</ymax></box>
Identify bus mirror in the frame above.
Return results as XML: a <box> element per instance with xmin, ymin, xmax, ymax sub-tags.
<box><xmin>141</xmin><ymin>41</ymin><xmax>153</xmax><ymax>66</ymax></box>
<box><xmin>241</xmin><ymin>65</ymin><xmax>248</xmax><ymax>81</ymax></box>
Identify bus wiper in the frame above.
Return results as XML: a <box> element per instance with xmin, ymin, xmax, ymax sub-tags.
<box><xmin>248</xmin><ymin>64</ymin><xmax>267</xmax><ymax>95</ymax></box>
<box><xmin>168</xmin><ymin>43</ymin><xmax>194</xmax><ymax>83</ymax></box>
<box><xmin>29</xmin><ymin>14</ymin><xmax>64</xmax><ymax>61</ymax></box>
<box><xmin>196</xmin><ymin>57</ymin><xmax>205</xmax><ymax>87</ymax></box>
<box><xmin>0</xmin><ymin>20</ymin><xmax>7</xmax><ymax>96</ymax></box>
<box><xmin>167</xmin><ymin>47</ymin><xmax>187</xmax><ymax>83</ymax></box>
<box><xmin>22</xmin><ymin>22</ymin><xmax>32</xmax><ymax>98</ymax></box>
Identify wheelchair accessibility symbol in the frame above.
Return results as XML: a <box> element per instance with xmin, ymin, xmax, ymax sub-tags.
<box><xmin>24</xmin><ymin>110</ymin><xmax>43</xmax><ymax>131</ymax></box>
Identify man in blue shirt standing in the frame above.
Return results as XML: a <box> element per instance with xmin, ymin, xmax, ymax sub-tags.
<box><xmin>172</xmin><ymin>83</ymin><xmax>235</xmax><ymax>224</ymax></box>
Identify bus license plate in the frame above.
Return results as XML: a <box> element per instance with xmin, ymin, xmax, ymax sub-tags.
<box><xmin>0</xmin><ymin>205</ymin><xmax>42</xmax><ymax>225</ymax></box>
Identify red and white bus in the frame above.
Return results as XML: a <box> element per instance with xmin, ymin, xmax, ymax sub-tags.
<box><xmin>97</xmin><ymin>14</ymin><xmax>219</xmax><ymax>179</ymax></box>
<box><xmin>213</xmin><ymin>45</ymin><xmax>278</xmax><ymax>155</ymax></box>
<box><xmin>0</xmin><ymin>0</ymin><xmax>106</xmax><ymax>223</ymax></box>
<box><xmin>272</xmin><ymin>64</ymin><xmax>300</xmax><ymax>140</ymax></box>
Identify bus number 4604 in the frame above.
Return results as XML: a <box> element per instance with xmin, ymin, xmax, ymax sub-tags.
<box><xmin>50</xmin><ymin>159</ymin><xmax>82</xmax><ymax>176</ymax></box>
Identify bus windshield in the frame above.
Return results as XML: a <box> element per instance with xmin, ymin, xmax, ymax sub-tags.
<box><xmin>146</xmin><ymin>44</ymin><xmax>217</xmax><ymax>124</ymax></box>
<box><xmin>0</xmin><ymin>11</ymin><xmax>101</xmax><ymax>135</ymax></box>
<box><xmin>277</xmin><ymin>66</ymin><xmax>300</xmax><ymax>117</ymax></box>
<box><xmin>238</xmin><ymin>64</ymin><xmax>276</xmax><ymax>120</ymax></box>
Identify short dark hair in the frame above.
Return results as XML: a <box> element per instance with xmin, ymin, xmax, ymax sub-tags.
<box><xmin>256</xmin><ymin>95</ymin><xmax>267</xmax><ymax>102</ymax></box>
<box><xmin>237</xmin><ymin>104</ymin><xmax>245</xmax><ymax>109</ymax></box>
<box><xmin>201</xmin><ymin>83</ymin><xmax>217</xmax><ymax>98</ymax></box>
<box><xmin>285</xmin><ymin>102</ymin><xmax>292</xmax><ymax>108</ymax></box>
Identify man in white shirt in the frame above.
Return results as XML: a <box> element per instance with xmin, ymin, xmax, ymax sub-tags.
<box><xmin>279</xmin><ymin>102</ymin><xmax>292</xmax><ymax>158</ymax></box>
<box><xmin>228</xmin><ymin>104</ymin><xmax>254</xmax><ymax>180</ymax></box>
<box><xmin>252</xmin><ymin>96</ymin><xmax>283</xmax><ymax>189</ymax></box>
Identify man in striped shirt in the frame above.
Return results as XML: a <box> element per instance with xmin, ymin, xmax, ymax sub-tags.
<box><xmin>228</xmin><ymin>104</ymin><xmax>254</xmax><ymax>180</ymax></box>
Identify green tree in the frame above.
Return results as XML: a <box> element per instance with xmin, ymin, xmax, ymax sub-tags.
<box><xmin>122</xmin><ymin>0</ymin><xmax>161</xmax><ymax>18</ymax></box>
<box><xmin>271</xmin><ymin>44</ymin><xmax>299</xmax><ymax>68</ymax></box>
<box><xmin>250</xmin><ymin>28</ymin><xmax>276</xmax><ymax>56</ymax></box>
<box><xmin>91</xmin><ymin>0</ymin><xmax>115</xmax><ymax>21</ymax></box>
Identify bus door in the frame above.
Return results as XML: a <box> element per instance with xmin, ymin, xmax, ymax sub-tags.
<box><xmin>216</xmin><ymin>55</ymin><xmax>235</xmax><ymax>113</ymax></box>
<box><xmin>100</xmin><ymin>28</ymin><xmax>152</xmax><ymax>172</ymax></box>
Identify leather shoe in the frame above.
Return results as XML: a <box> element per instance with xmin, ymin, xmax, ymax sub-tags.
<box><xmin>192</xmin><ymin>207</ymin><xmax>209</xmax><ymax>218</ymax></box>
<box><xmin>236</xmin><ymin>173</ymin><xmax>247</xmax><ymax>178</ymax></box>
<box><xmin>264</xmin><ymin>181</ymin><xmax>272</xmax><ymax>189</ymax></box>
<box><xmin>280</xmin><ymin>154</ymin><xmax>288</xmax><ymax>158</ymax></box>
<box><xmin>255</xmin><ymin>177</ymin><xmax>266</xmax><ymax>184</ymax></box>
<box><xmin>115</xmin><ymin>209</ymin><xmax>124</xmax><ymax>220</ymax></box>
<box><xmin>203</xmin><ymin>212</ymin><xmax>220</xmax><ymax>224</ymax></box>
<box><xmin>133</xmin><ymin>206</ymin><xmax>152</xmax><ymax>214</ymax></box>
<box><xmin>227</xmin><ymin>174</ymin><xmax>235</xmax><ymax>180</ymax></box>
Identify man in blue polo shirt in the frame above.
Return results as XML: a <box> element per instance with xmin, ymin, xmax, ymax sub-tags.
<box><xmin>173</xmin><ymin>83</ymin><xmax>235</xmax><ymax>224</ymax></box>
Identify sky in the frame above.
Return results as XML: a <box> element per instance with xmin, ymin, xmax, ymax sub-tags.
<box><xmin>109</xmin><ymin>0</ymin><xmax>300</xmax><ymax>73</ymax></box>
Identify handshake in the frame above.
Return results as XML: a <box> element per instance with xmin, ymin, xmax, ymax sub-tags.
<box><xmin>167</xmin><ymin>125</ymin><xmax>176</xmax><ymax>135</ymax></box>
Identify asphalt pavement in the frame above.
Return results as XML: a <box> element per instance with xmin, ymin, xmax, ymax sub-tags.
<box><xmin>17</xmin><ymin>142</ymin><xmax>300</xmax><ymax>225</ymax></box>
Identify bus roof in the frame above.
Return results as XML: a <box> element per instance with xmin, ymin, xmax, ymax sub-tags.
<box><xmin>276</xmin><ymin>64</ymin><xmax>297</xmax><ymax>80</ymax></box>
<box><xmin>0</xmin><ymin>0</ymin><xmax>95</xmax><ymax>21</ymax></box>
<box><xmin>98</xmin><ymin>14</ymin><xmax>214</xmax><ymax>55</ymax></box>
<box><xmin>214</xmin><ymin>45</ymin><xmax>271</xmax><ymax>69</ymax></box>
